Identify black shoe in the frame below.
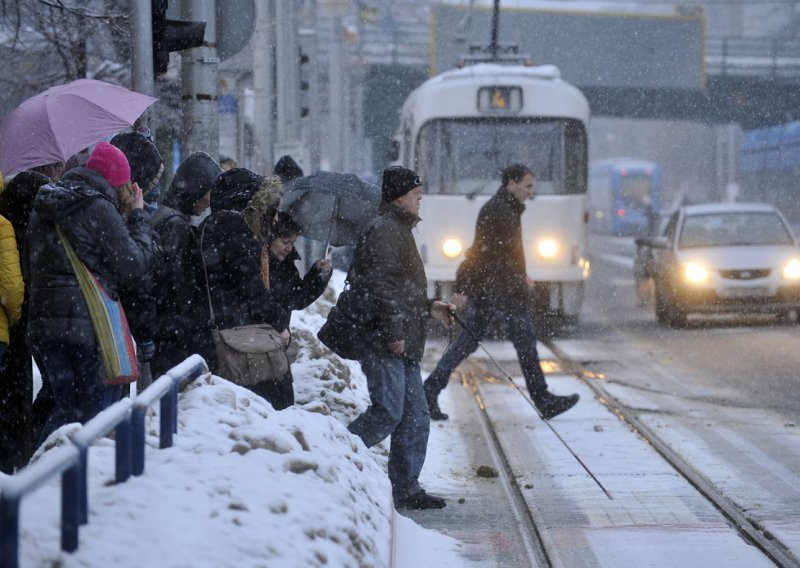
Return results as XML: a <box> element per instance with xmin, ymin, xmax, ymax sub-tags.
<box><xmin>536</xmin><ymin>393</ymin><xmax>579</xmax><ymax>420</ymax></box>
<box><xmin>425</xmin><ymin>387</ymin><xmax>449</xmax><ymax>421</ymax></box>
<box><xmin>395</xmin><ymin>489</ymin><xmax>446</xmax><ymax>510</ymax></box>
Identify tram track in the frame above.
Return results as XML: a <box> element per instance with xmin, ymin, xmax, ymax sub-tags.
<box><xmin>459</xmin><ymin>369</ymin><xmax>551</xmax><ymax>567</ymax></box>
<box><xmin>543</xmin><ymin>338</ymin><xmax>800</xmax><ymax>568</ymax></box>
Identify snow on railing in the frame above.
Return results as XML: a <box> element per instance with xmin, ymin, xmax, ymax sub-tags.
<box><xmin>0</xmin><ymin>354</ymin><xmax>210</xmax><ymax>568</ymax></box>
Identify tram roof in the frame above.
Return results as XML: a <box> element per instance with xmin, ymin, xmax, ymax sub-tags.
<box><xmin>402</xmin><ymin>63</ymin><xmax>590</xmax><ymax>126</ymax></box>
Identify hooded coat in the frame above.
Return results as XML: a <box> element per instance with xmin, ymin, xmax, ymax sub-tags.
<box><xmin>25</xmin><ymin>168</ymin><xmax>152</xmax><ymax>348</ymax></box>
<box><xmin>455</xmin><ymin>186</ymin><xmax>530</xmax><ymax>310</ymax></box>
<box><xmin>200</xmin><ymin>169</ymin><xmax>290</xmax><ymax>333</ymax></box>
<box><xmin>150</xmin><ymin>152</ymin><xmax>221</xmax><ymax>375</ymax></box>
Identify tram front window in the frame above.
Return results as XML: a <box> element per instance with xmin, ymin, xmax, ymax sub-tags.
<box><xmin>417</xmin><ymin>118</ymin><xmax>586</xmax><ymax>196</ymax></box>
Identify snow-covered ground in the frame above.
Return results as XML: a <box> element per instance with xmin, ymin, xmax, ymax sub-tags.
<box><xmin>3</xmin><ymin>270</ymin><xmax>465</xmax><ymax>568</ymax></box>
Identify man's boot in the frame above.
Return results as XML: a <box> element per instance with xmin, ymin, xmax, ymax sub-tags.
<box><xmin>534</xmin><ymin>392</ymin><xmax>579</xmax><ymax>420</ymax></box>
<box><xmin>424</xmin><ymin>384</ymin><xmax>448</xmax><ymax>421</ymax></box>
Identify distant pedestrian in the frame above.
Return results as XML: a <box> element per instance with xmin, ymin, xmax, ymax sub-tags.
<box><xmin>25</xmin><ymin>142</ymin><xmax>151</xmax><ymax>445</ymax></box>
<box><xmin>273</xmin><ymin>155</ymin><xmax>304</xmax><ymax>184</ymax></box>
<box><xmin>341</xmin><ymin>166</ymin><xmax>455</xmax><ymax>510</ymax></box>
<box><xmin>151</xmin><ymin>152</ymin><xmax>221</xmax><ymax>376</ymax></box>
<box><xmin>201</xmin><ymin>168</ymin><xmax>292</xmax><ymax>407</ymax></box>
<box><xmin>30</xmin><ymin>161</ymin><xmax>65</xmax><ymax>182</ymax></box>
<box><xmin>424</xmin><ymin>164</ymin><xmax>579</xmax><ymax>421</ymax></box>
<box><xmin>0</xmin><ymin>171</ymin><xmax>48</xmax><ymax>471</ymax></box>
<box><xmin>219</xmin><ymin>156</ymin><xmax>238</xmax><ymax>171</ymax></box>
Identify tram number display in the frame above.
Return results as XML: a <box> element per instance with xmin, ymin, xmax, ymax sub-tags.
<box><xmin>477</xmin><ymin>86</ymin><xmax>523</xmax><ymax>113</ymax></box>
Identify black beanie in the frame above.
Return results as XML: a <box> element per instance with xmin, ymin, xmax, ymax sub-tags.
<box><xmin>381</xmin><ymin>166</ymin><xmax>421</xmax><ymax>202</ymax></box>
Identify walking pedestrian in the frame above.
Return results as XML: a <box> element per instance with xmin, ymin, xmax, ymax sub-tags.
<box><xmin>423</xmin><ymin>164</ymin><xmax>579</xmax><ymax>421</ymax></box>
<box><xmin>342</xmin><ymin>166</ymin><xmax>455</xmax><ymax>510</ymax></box>
<box><xmin>25</xmin><ymin>142</ymin><xmax>151</xmax><ymax>446</ymax></box>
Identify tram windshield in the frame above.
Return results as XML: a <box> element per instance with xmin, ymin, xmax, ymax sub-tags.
<box><xmin>416</xmin><ymin>118</ymin><xmax>587</xmax><ymax>196</ymax></box>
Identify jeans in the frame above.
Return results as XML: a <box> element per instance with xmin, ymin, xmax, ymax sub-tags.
<box><xmin>348</xmin><ymin>352</ymin><xmax>430</xmax><ymax>500</ymax></box>
<box><xmin>424</xmin><ymin>302</ymin><xmax>549</xmax><ymax>401</ymax></box>
<box><xmin>32</xmin><ymin>341</ymin><xmax>124</xmax><ymax>447</ymax></box>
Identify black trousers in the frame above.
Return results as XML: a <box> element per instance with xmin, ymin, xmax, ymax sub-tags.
<box><xmin>247</xmin><ymin>369</ymin><xmax>294</xmax><ymax>410</ymax></box>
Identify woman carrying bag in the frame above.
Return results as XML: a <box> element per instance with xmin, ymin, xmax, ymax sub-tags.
<box><xmin>25</xmin><ymin>142</ymin><xmax>151</xmax><ymax>447</ymax></box>
<box><xmin>200</xmin><ymin>168</ymin><xmax>292</xmax><ymax>408</ymax></box>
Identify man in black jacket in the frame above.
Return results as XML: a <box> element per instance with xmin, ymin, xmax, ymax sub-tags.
<box><xmin>423</xmin><ymin>164</ymin><xmax>579</xmax><ymax>421</ymax></box>
<box><xmin>346</xmin><ymin>166</ymin><xmax>455</xmax><ymax>510</ymax></box>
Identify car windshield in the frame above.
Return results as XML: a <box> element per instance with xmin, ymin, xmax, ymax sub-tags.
<box><xmin>678</xmin><ymin>211</ymin><xmax>795</xmax><ymax>249</ymax></box>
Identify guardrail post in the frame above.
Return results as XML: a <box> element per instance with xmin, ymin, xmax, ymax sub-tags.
<box><xmin>159</xmin><ymin>391</ymin><xmax>173</xmax><ymax>449</ymax></box>
<box><xmin>1</xmin><ymin>493</ymin><xmax>21</xmax><ymax>568</ymax></box>
<box><xmin>131</xmin><ymin>406</ymin><xmax>146</xmax><ymax>476</ymax></box>
<box><xmin>171</xmin><ymin>379</ymin><xmax>179</xmax><ymax>434</ymax></box>
<box><xmin>61</xmin><ymin>462</ymin><xmax>81</xmax><ymax>552</ymax></box>
<box><xmin>74</xmin><ymin>445</ymin><xmax>89</xmax><ymax>526</ymax></box>
<box><xmin>115</xmin><ymin>419</ymin><xmax>132</xmax><ymax>484</ymax></box>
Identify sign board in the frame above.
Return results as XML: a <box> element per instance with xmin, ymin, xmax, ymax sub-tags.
<box><xmin>216</xmin><ymin>0</ymin><xmax>256</xmax><ymax>61</ymax></box>
<box><xmin>431</xmin><ymin>5</ymin><xmax>705</xmax><ymax>90</ymax></box>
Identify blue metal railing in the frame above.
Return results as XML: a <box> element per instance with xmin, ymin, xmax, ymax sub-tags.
<box><xmin>0</xmin><ymin>354</ymin><xmax>209</xmax><ymax>568</ymax></box>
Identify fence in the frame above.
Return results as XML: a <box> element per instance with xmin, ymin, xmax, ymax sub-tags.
<box><xmin>0</xmin><ymin>355</ymin><xmax>210</xmax><ymax>568</ymax></box>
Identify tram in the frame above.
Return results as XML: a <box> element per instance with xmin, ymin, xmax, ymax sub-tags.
<box><xmin>588</xmin><ymin>158</ymin><xmax>661</xmax><ymax>236</ymax></box>
<box><xmin>389</xmin><ymin>63</ymin><xmax>590</xmax><ymax>325</ymax></box>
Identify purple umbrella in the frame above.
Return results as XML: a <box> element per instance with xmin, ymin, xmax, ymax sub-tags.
<box><xmin>0</xmin><ymin>79</ymin><xmax>157</xmax><ymax>177</ymax></box>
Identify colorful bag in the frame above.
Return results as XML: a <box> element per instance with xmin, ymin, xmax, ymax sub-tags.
<box><xmin>56</xmin><ymin>225</ymin><xmax>140</xmax><ymax>385</ymax></box>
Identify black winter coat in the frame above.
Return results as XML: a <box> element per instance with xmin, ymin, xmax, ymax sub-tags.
<box><xmin>269</xmin><ymin>249</ymin><xmax>331</xmax><ymax>313</ymax></box>
<box><xmin>25</xmin><ymin>168</ymin><xmax>152</xmax><ymax>348</ymax></box>
<box><xmin>200</xmin><ymin>211</ymin><xmax>290</xmax><ymax>332</ymax></box>
<box><xmin>150</xmin><ymin>152</ymin><xmax>221</xmax><ymax>373</ymax></box>
<box><xmin>456</xmin><ymin>187</ymin><xmax>529</xmax><ymax>310</ymax></box>
<box><xmin>347</xmin><ymin>201</ymin><xmax>430</xmax><ymax>362</ymax></box>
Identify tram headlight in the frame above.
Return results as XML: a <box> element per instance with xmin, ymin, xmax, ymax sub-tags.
<box><xmin>537</xmin><ymin>239</ymin><xmax>559</xmax><ymax>259</ymax></box>
<box><xmin>683</xmin><ymin>262</ymin><xmax>709</xmax><ymax>284</ymax></box>
<box><xmin>782</xmin><ymin>258</ymin><xmax>800</xmax><ymax>280</ymax></box>
<box><xmin>442</xmin><ymin>238</ymin><xmax>463</xmax><ymax>258</ymax></box>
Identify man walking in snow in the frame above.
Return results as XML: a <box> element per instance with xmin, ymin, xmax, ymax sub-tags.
<box><xmin>345</xmin><ymin>166</ymin><xmax>455</xmax><ymax>510</ymax></box>
<box><xmin>424</xmin><ymin>163</ymin><xmax>579</xmax><ymax>421</ymax></box>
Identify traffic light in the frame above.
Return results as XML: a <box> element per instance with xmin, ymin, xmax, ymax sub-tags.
<box><xmin>152</xmin><ymin>0</ymin><xmax>207</xmax><ymax>76</ymax></box>
<box><xmin>299</xmin><ymin>49</ymin><xmax>310</xmax><ymax>117</ymax></box>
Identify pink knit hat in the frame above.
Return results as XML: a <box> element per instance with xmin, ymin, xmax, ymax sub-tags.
<box><xmin>86</xmin><ymin>141</ymin><xmax>131</xmax><ymax>187</ymax></box>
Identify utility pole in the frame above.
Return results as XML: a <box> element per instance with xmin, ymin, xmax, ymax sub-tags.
<box><xmin>181</xmin><ymin>0</ymin><xmax>219</xmax><ymax>159</ymax></box>
<box><xmin>253</xmin><ymin>0</ymin><xmax>275</xmax><ymax>175</ymax></box>
<box><xmin>130</xmin><ymin>1</ymin><xmax>155</xmax><ymax>132</ymax></box>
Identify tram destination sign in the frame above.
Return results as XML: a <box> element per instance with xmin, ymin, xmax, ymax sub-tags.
<box><xmin>431</xmin><ymin>5</ymin><xmax>705</xmax><ymax>90</ymax></box>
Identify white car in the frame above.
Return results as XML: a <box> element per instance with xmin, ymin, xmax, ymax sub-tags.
<box><xmin>639</xmin><ymin>202</ymin><xmax>800</xmax><ymax>326</ymax></box>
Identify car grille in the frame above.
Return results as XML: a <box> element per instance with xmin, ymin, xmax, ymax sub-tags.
<box><xmin>719</xmin><ymin>269</ymin><xmax>771</xmax><ymax>280</ymax></box>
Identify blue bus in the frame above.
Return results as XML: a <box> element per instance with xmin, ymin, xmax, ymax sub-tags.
<box><xmin>588</xmin><ymin>158</ymin><xmax>661</xmax><ymax>236</ymax></box>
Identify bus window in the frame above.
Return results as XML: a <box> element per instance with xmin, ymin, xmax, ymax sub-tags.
<box><xmin>416</xmin><ymin>118</ymin><xmax>586</xmax><ymax>196</ymax></box>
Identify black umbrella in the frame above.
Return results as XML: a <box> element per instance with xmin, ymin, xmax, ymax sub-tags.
<box><xmin>280</xmin><ymin>171</ymin><xmax>381</xmax><ymax>247</ymax></box>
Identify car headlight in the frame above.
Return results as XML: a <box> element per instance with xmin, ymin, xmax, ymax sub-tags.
<box><xmin>782</xmin><ymin>258</ymin><xmax>800</xmax><ymax>279</ymax></box>
<box><xmin>537</xmin><ymin>239</ymin><xmax>558</xmax><ymax>259</ymax></box>
<box><xmin>442</xmin><ymin>238</ymin><xmax>463</xmax><ymax>258</ymax></box>
<box><xmin>683</xmin><ymin>262</ymin><xmax>709</xmax><ymax>284</ymax></box>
